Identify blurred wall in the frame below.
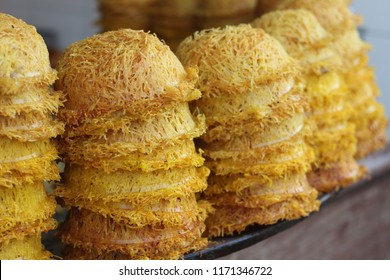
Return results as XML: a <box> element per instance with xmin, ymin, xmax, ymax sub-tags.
<box><xmin>0</xmin><ymin>0</ymin><xmax>99</xmax><ymax>50</ymax></box>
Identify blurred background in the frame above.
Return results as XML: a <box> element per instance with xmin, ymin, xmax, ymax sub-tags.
<box><xmin>1</xmin><ymin>0</ymin><xmax>389</xmax><ymax>259</ymax></box>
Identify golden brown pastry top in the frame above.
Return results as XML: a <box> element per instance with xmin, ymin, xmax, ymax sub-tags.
<box><xmin>176</xmin><ymin>24</ymin><xmax>299</xmax><ymax>97</ymax></box>
<box><xmin>56</xmin><ymin>29</ymin><xmax>200</xmax><ymax>124</ymax></box>
<box><xmin>0</xmin><ymin>13</ymin><xmax>54</xmax><ymax>81</ymax></box>
<box><xmin>277</xmin><ymin>0</ymin><xmax>361</xmax><ymax>35</ymax></box>
<box><xmin>252</xmin><ymin>9</ymin><xmax>341</xmax><ymax>74</ymax></box>
<box><xmin>331</xmin><ymin>29</ymin><xmax>371</xmax><ymax>71</ymax></box>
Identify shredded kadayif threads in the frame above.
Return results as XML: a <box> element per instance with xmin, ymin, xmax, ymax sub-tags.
<box><xmin>56</xmin><ymin>29</ymin><xmax>201</xmax><ymax>124</ymax></box>
<box><xmin>0</xmin><ymin>13</ymin><xmax>56</xmax><ymax>94</ymax></box>
<box><xmin>0</xmin><ymin>138</ymin><xmax>60</xmax><ymax>188</ymax></box>
<box><xmin>0</xmin><ymin>182</ymin><xmax>56</xmax><ymax>235</ymax></box>
<box><xmin>0</xmin><ymin>235</ymin><xmax>52</xmax><ymax>260</ymax></box>
<box><xmin>59</xmin><ymin>208</ymin><xmax>207</xmax><ymax>260</ymax></box>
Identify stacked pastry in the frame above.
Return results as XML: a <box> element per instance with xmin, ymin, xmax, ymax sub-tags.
<box><xmin>277</xmin><ymin>0</ymin><xmax>388</xmax><ymax>159</ymax></box>
<box><xmin>329</xmin><ymin>0</ymin><xmax>388</xmax><ymax>159</ymax></box>
<box><xmin>96</xmin><ymin>0</ymin><xmax>262</xmax><ymax>51</ymax></box>
<box><xmin>176</xmin><ymin>25</ymin><xmax>320</xmax><ymax>237</ymax></box>
<box><xmin>54</xmin><ymin>29</ymin><xmax>210</xmax><ymax>260</ymax></box>
<box><xmin>255</xmin><ymin>0</ymin><xmax>284</xmax><ymax>16</ymax></box>
<box><xmin>253</xmin><ymin>9</ymin><xmax>365</xmax><ymax>193</ymax></box>
<box><xmin>149</xmin><ymin>1</ymin><xmax>197</xmax><ymax>51</ymax></box>
<box><xmin>96</xmin><ymin>0</ymin><xmax>195</xmax><ymax>50</ymax></box>
<box><xmin>97</xmin><ymin>0</ymin><xmax>153</xmax><ymax>32</ymax></box>
<box><xmin>196</xmin><ymin>0</ymin><xmax>258</xmax><ymax>29</ymax></box>
<box><xmin>153</xmin><ymin>0</ymin><xmax>259</xmax><ymax>49</ymax></box>
<box><xmin>276</xmin><ymin>0</ymin><xmax>358</xmax><ymax>36</ymax></box>
<box><xmin>0</xmin><ymin>13</ymin><xmax>63</xmax><ymax>259</ymax></box>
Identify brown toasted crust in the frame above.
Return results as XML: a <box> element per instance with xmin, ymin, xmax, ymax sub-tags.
<box><xmin>59</xmin><ymin>208</ymin><xmax>207</xmax><ymax>260</ymax></box>
<box><xmin>56</xmin><ymin>29</ymin><xmax>201</xmax><ymax>123</ymax></box>
<box><xmin>308</xmin><ymin>158</ymin><xmax>366</xmax><ymax>193</ymax></box>
<box><xmin>0</xmin><ymin>13</ymin><xmax>56</xmax><ymax>94</ymax></box>
<box><xmin>205</xmin><ymin>193</ymin><xmax>320</xmax><ymax>237</ymax></box>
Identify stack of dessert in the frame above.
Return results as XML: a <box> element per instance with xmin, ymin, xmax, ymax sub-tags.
<box><xmin>277</xmin><ymin>0</ymin><xmax>388</xmax><ymax>159</ymax></box>
<box><xmin>54</xmin><ymin>29</ymin><xmax>210</xmax><ymax>259</ymax></box>
<box><xmin>96</xmin><ymin>0</ymin><xmax>262</xmax><ymax>50</ymax></box>
<box><xmin>253</xmin><ymin>9</ymin><xmax>365</xmax><ymax>193</ymax></box>
<box><xmin>255</xmin><ymin>0</ymin><xmax>283</xmax><ymax>16</ymax></box>
<box><xmin>177</xmin><ymin>24</ymin><xmax>320</xmax><ymax>237</ymax></box>
<box><xmin>97</xmin><ymin>0</ymin><xmax>153</xmax><ymax>32</ymax></box>
<box><xmin>149</xmin><ymin>1</ymin><xmax>197</xmax><ymax>51</ymax></box>
<box><xmin>96</xmin><ymin>0</ymin><xmax>196</xmax><ymax>50</ymax></box>
<box><xmin>195</xmin><ymin>0</ymin><xmax>258</xmax><ymax>29</ymax></box>
<box><xmin>329</xmin><ymin>0</ymin><xmax>387</xmax><ymax>158</ymax></box>
<box><xmin>0</xmin><ymin>13</ymin><xmax>63</xmax><ymax>259</ymax></box>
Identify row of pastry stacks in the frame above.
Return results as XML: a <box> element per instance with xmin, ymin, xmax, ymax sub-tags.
<box><xmin>252</xmin><ymin>9</ymin><xmax>366</xmax><ymax>193</ymax></box>
<box><xmin>0</xmin><ymin>13</ymin><xmax>63</xmax><ymax>259</ymax></box>
<box><xmin>263</xmin><ymin>0</ymin><xmax>388</xmax><ymax>160</ymax></box>
<box><xmin>97</xmin><ymin>0</ymin><xmax>387</xmax><ymax>156</ymax></box>
<box><xmin>176</xmin><ymin>25</ymin><xmax>320</xmax><ymax>237</ymax></box>
<box><xmin>320</xmin><ymin>0</ymin><xmax>388</xmax><ymax>159</ymax></box>
<box><xmin>53</xmin><ymin>29</ymin><xmax>210</xmax><ymax>259</ymax></box>
<box><xmin>97</xmin><ymin>0</ymin><xmax>265</xmax><ymax>50</ymax></box>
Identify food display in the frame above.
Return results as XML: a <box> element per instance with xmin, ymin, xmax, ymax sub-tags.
<box><xmin>97</xmin><ymin>0</ymin><xmax>260</xmax><ymax>50</ymax></box>
<box><xmin>276</xmin><ymin>0</ymin><xmax>387</xmax><ymax>159</ymax></box>
<box><xmin>252</xmin><ymin>9</ymin><xmax>365</xmax><ymax>193</ymax></box>
<box><xmin>97</xmin><ymin>0</ymin><xmax>196</xmax><ymax>50</ymax></box>
<box><xmin>54</xmin><ymin>29</ymin><xmax>210</xmax><ymax>259</ymax></box>
<box><xmin>176</xmin><ymin>25</ymin><xmax>320</xmax><ymax>237</ymax></box>
<box><xmin>0</xmin><ymin>13</ymin><xmax>63</xmax><ymax>259</ymax></box>
<box><xmin>277</xmin><ymin>0</ymin><xmax>360</xmax><ymax>35</ymax></box>
<box><xmin>195</xmin><ymin>0</ymin><xmax>258</xmax><ymax>29</ymax></box>
<box><xmin>0</xmin><ymin>0</ymin><xmax>387</xmax><ymax>260</ymax></box>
